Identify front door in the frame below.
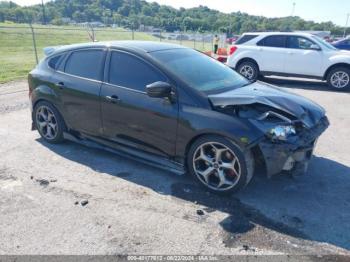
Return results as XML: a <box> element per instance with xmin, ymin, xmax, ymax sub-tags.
<box><xmin>284</xmin><ymin>36</ymin><xmax>323</xmax><ymax>77</ymax></box>
<box><xmin>100</xmin><ymin>50</ymin><xmax>178</xmax><ymax>157</ymax></box>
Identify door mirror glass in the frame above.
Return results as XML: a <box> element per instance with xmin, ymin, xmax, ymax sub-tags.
<box><xmin>310</xmin><ymin>44</ymin><xmax>321</xmax><ymax>51</ymax></box>
<box><xmin>146</xmin><ymin>81</ymin><xmax>172</xmax><ymax>98</ymax></box>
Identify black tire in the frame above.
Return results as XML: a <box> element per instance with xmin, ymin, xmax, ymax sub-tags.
<box><xmin>187</xmin><ymin>135</ymin><xmax>254</xmax><ymax>195</ymax></box>
<box><xmin>237</xmin><ymin>60</ymin><xmax>259</xmax><ymax>82</ymax></box>
<box><xmin>326</xmin><ymin>67</ymin><xmax>350</xmax><ymax>91</ymax></box>
<box><xmin>34</xmin><ymin>101</ymin><xmax>66</xmax><ymax>144</ymax></box>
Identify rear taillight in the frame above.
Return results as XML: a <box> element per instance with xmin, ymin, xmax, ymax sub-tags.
<box><xmin>229</xmin><ymin>46</ymin><xmax>238</xmax><ymax>55</ymax></box>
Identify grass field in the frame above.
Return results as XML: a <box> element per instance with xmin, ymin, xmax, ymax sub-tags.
<box><xmin>0</xmin><ymin>23</ymin><xmax>214</xmax><ymax>83</ymax></box>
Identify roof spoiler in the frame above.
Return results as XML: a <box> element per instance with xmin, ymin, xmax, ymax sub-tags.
<box><xmin>43</xmin><ymin>46</ymin><xmax>61</xmax><ymax>56</ymax></box>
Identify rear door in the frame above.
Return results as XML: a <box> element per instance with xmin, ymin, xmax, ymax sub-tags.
<box><xmin>100</xmin><ymin>50</ymin><xmax>178</xmax><ymax>157</ymax></box>
<box><xmin>54</xmin><ymin>48</ymin><xmax>106</xmax><ymax>135</ymax></box>
<box><xmin>256</xmin><ymin>35</ymin><xmax>287</xmax><ymax>73</ymax></box>
<box><xmin>284</xmin><ymin>36</ymin><xmax>323</xmax><ymax>77</ymax></box>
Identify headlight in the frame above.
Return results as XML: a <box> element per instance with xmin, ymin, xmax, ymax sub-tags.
<box><xmin>268</xmin><ymin>125</ymin><xmax>296</xmax><ymax>141</ymax></box>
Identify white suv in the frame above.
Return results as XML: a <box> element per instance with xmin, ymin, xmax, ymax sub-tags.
<box><xmin>227</xmin><ymin>32</ymin><xmax>350</xmax><ymax>90</ymax></box>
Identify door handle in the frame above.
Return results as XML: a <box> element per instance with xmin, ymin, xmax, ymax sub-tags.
<box><xmin>55</xmin><ymin>82</ymin><xmax>65</xmax><ymax>89</ymax></box>
<box><xmin>105</xmin><ymin>95</ymin><xmax>120</xmax><ymax>103</ymax></box>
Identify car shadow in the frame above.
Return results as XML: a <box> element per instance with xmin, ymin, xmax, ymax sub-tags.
<box><xmin>37</xmin><ymin>138</ymin><xmax>350</xmax><ymax>251</ymax></box>
<box><xmin>259</xmin><ymin>76</ymin><xmax>333</xmax><ymax>92</ymax></box>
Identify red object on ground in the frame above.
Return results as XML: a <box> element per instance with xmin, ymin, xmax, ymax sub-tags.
<box><xmin>217</xmin><ymin>48</ymin><xmax>227</xmax><ymax>56</ymax></box>
<box><xmin>217</xmin><ymin>56</ymin><xmax>227</xmax><ymax>63</ymax></box>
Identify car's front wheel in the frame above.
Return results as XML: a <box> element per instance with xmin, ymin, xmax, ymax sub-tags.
<box><xmin>237</xmin><ymin>61</ymin><xmax>259</xmax><ymax>82</ymax></box>
<box><xmin>187</xmin><ymin>135</ymin><xmax>254</xmax><ymax>194</ymax></box>
<box><xmin>34</xmin><ymin>101</ymin><xmax>66</xmax><ymax>144</ymax></box>
<box><xmin>327</xmin><ymin>67</ymin><xmax>350</xmax><ymax>91</ymax></box>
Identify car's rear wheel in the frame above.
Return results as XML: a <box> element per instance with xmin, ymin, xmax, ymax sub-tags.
<box><xmin>327</xmin><ymin>67</ymin><xmax>350</xmax><ymax>91</ymax></box>
<box><xmin>237</xmin><ymin>61</ymin><xmax>259</xmax><ymax>81</ymax></box>
<box><xmin>187</xmin><ymin>135</ymin><xmax>254</xmax><ymax>195</ymax></box>
<box><xmin>34</xmin><ymin>101</ymin><xmax>65</xmax><ymax>144</ymax></box>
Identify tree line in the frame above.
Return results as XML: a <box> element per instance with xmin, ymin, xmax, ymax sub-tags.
<box><xmin>0</xmin><ymin>0</ymin><xmax>345</xmax><ymax>35</ymax></box>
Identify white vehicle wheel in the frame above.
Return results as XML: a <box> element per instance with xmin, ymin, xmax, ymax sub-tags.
<box><xmin>237</xmin><ymin>61</ymin><xmax>259</xmax><ymax>81</ymax></box>
<box><xmin>327</xmin><ymin>67</ymin><xmax>350</xmax><ymax>91</ymax></box>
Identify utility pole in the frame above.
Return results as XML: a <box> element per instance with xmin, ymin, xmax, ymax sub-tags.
<box><xmin>343</xmin><ymin>13</ymin><xmax>350</xmax><ymax>38</ymax></box>
<box><xmin>41</xmin><ymin>0</ymin><xmax>46</xmax><ymax>25</ymax></box>
<box><xmin>291</xmin><ymin>2</ymin><xmax>296</xmax><ymax>16</ymax></box>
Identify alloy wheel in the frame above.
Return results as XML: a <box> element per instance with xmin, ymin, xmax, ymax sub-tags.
<box><xmin>239</xmin><ymin>65</ymin><xmax>254</xmax><ymax>79</ymax></box>
<box><xmin>330</xmin><ymin>71</ymin><xmax>349</xmax><ymax>89</ymax></box>
<box><xmin>192</xmin><ymin>142</ymin><xmax>241</xmax><ymax>191</ymax></box>
<box><xmin>36</xmin><ymin>105</ymin><xmax>58</xmax><ymax>140</ymax></box>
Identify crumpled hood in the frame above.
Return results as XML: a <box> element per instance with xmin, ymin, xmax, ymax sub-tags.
<box><xmin>208</xmin><ymin>81</ymin><xmax>326</xmax><ymax>127</ymax></box>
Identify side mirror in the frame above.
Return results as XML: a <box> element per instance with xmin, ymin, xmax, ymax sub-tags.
<box><xmin>310</xmin><ymin>44</ymin><xmax>321</xmax><ymax>51</ymax></box>
<box><xmin>146</xmin><ymin>81</ymin><xmax>172</xmax><ymax>98</ymax></box>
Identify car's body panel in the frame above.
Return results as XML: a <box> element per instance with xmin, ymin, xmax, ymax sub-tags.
<box><xmin>100</xmin><ymin>82</ymin><xmax>179</xmax><ymax>157</ymax></box>
<box><xmin>284</xmin><ymin>49</ymin><xmax>323</xmax><ymax>76</ymax></box>
<box><xmin>208</xmin><ymin>81</ymin><xmax>325</xmax><ymax>127</ymax></box>
<box><xmin>174</xmin><ymin>103</ymin><xmax>263</xmax><ymax>159</ymax></box>
<box><xmin>53</xmin><ymin>72</ymin><xmax>103</xmax><ymax>136</ymax></box>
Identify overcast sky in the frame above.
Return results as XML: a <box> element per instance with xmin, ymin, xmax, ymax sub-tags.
<box><xmin>10</xmin><ymin>0</ymin><xmax>350</xmax><ymax>26</ymax></box>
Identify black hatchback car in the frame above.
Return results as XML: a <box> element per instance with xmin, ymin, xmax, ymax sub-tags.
<box><xmin>28</xmin><ymin>41</ymin><xmax>329</xmax><ymax>194</ymax></box>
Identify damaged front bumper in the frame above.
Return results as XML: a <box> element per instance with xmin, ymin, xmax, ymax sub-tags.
<box><xmin>257</xmin><ymin>116</ymin><xmax>329</xmax><ymax>177</ymax></box>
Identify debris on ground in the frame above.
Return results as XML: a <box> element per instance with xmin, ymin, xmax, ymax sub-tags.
<box><xmin>196</xmin><ymin>209</ymin><xmax>205</xmax><ymax>216</ymax></box>
<box><xmin>35</xmin><ymin>179</ymin><xmax>49</xmax><ymax>186</ymax></box>
<box><xmin>81</xmin><ymin>200</ymin><xmax>89</xmax><ymax>206</ymax></box>
<box><xmin>241</xmin><ymin>244</ymin><xmax>256</xmax><ymax>252</ymax></box>
<box><xmin>50</xmin><ymin>179</ymin><xmax>57</xmax><ymax>183</ymax></box>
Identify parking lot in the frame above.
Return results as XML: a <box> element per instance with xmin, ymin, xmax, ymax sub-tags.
<box><xmin>0</xmin><ymin>78</ymin><xmax>349</xmax><ymax>255</ymax></box>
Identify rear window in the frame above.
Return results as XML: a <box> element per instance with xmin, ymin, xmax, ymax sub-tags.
<box><xmin>235</xmin><ymin>34</ymin><xmax>258</xmax><ymax>45</ymax></box>
<box><xmin>64</xmin><ymin>49</ymin><xmax>104</xmax><ymax>81</ymax></box>
<box><xmin>257</xmin><ymin>35</ymin><xmax>286</xmax><ymax>48</ymax></box>
<box><xmin>48</xmin><ymin>55</ymin><xmax>63</xmax><ymax>70</ymax></box>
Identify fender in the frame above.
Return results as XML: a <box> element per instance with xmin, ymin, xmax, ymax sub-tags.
<box><xmin>175</xmin><ymin>104</ymin><xmax>264</xmax><ymax>160</ymax></box>
<box><xmin>30</xmin><ymin>84</ymin><xmax>66</xmax><ymax>127</ymax></box>
<box><xmin>323</xmin><ymin>54</ymin><xmax>350</xmax><ymax>78</ymax></box>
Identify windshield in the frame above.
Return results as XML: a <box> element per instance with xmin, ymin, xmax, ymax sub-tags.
<box><xmin>311</xmin><ymin>36</ymin><xmax>338</xmax><ymax>50</ymax></box>
<box><xmin>150</xmin><ymin>48</ymin><xmax>249</xmax><ymax>94</ymax></box>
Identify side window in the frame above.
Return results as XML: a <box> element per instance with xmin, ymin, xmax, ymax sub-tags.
<box><xmin>235</xmin><ymin>34</ymin><xmax>258</xmax><ymax>45</ymax></box>
<box><xmin>287</xmin><ymin>36</ymin><xmax>317</xmax><ymax>49</ymax></box>
<box><xmin>64</xmin><ymin>50</ymin><xmax>104</xmax><ymax>81</ymax></box>
<box><xmin>257</xmin><ymin>35</ymin><xmax>286</xmax><ymax>48</ymax></box>
<box><xmin>48</xmin><ymin>54</ymin><xmax>63</xmax><ymax>70</ymax></box>
<box><xmin>108</xmin><ymin>51</ymin><xmax>166</xmax><ymax>91</ymax></box>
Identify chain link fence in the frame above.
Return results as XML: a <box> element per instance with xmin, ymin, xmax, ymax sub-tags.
<box><xmin>0</xmin><ymin>24</ymin><xmax>228</xmax><ymax>83</ymax></box>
